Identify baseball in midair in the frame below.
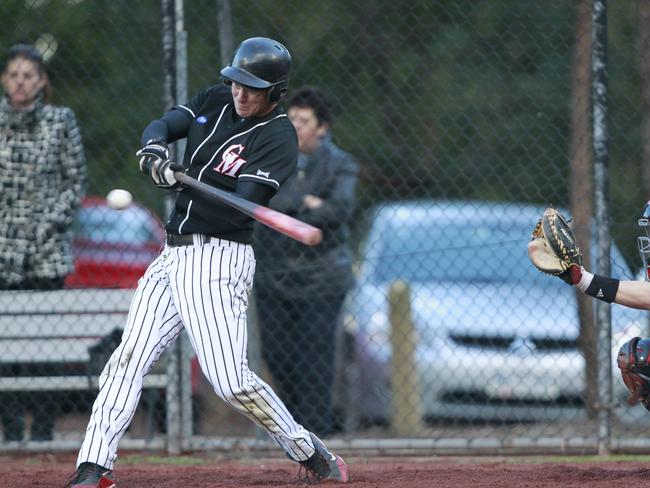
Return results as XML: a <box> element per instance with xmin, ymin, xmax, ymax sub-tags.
<box><xmin>106</xmin><ymin>189</ymin><xmax>133</xmax><ymax>210</ymax></box>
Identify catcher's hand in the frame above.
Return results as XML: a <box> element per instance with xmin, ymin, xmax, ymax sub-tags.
<box><xmin>527</xmin><ymin>207</ymin><xmax>583</xmax><ymax>285</ymax></box>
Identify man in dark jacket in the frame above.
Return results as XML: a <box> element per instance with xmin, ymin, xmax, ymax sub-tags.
<box><xmin>254</xmin><ymin>86</ymin><xmax>359</xmax><ymax>437</ymax></box>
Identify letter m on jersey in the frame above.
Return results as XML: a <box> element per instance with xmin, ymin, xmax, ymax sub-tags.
<box><xmin>214</xmin><ymin>144</ymin><xmax>247</xmax><ymax>176</ymax></box>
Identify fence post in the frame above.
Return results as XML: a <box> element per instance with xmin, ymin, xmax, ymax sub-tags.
<box><xmin>388</xmin><ymin>280</ymin><xmax>423</xmax><ymax>435</ymax></box>
<box><xmin>592</xmin><ymin>0</ymin><xmax>612</xmax><ymax>456</ymax></box>
<box><xmin>160</xmin><ymin>0</ymin><xmax>183</xmax><ymax>455</ymax></box>
<box><xmin>171</xmin><ymin>0</ymin><xmax>194</xmax><ymax>448</ymax></box>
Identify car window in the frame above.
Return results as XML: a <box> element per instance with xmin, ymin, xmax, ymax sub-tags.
<box><xmin>74</xmin><ymin>206</ymin><xmax>158</xmax><ymax>245</ymax></box>
<box><xmin>362</xmin><ymin>206</ymin><xmax>635</xmax><ymax>286</ymax></box>
<box><xmin>367</xmin><ymin>218</ymin><xmax>546</xmax><ymax>284</ymax></box>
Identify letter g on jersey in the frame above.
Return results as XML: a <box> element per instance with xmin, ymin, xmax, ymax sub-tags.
<box><xmin>214</xmin><ymin>144</ymin><xmax>247</xmax><ymax>176</ymax></box>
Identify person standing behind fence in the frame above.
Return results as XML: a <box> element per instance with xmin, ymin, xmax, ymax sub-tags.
<box><xmin>0</xmin><ymin>43</ymin><xmax>86</xmax><ymax>442</ymax></box>
<box><xmin>254</xmin><ymin>86</ymin><xmax>359</xmax><ymax>437</ymax></box>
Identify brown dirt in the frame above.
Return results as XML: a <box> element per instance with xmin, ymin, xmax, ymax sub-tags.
<box><xmin>2</xmin><ymin>453</ymin><xmax>650</xmax><ymax>487</ymax></box>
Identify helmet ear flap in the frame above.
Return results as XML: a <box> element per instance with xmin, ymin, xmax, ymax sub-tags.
<box><xmin>268</xmin><ymin>84</ymin><xmax>288</xmax><ymax>103</ymax></box>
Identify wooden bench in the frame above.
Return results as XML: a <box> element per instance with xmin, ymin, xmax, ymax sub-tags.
<box><xmin>0</xmin><ymin>289</ymin><xmax>168</xmax><ymax>439</ymax></box>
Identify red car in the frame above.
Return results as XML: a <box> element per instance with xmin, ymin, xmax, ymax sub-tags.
<box><xmin>65</xmin><ymin>197</ymin><xmax>166</xmax><ymax>288</ymax></box>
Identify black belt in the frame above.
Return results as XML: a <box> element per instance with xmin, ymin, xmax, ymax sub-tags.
<box><xmin>166</xmin><ymin>234</ymin><xmax>212</xmax><ymax>247</ymax></box>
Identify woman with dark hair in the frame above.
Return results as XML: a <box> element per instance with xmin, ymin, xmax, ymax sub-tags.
<box><xmin>0</xmin><ymin>43</ymin><xmax>86</xmax><ymax>441</ymax></box>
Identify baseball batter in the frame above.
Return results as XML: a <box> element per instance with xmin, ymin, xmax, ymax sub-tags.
<box><xmin>65</xmin><ymin>37</ymin><xmax>348</xmax><ymax>487</ymax></box>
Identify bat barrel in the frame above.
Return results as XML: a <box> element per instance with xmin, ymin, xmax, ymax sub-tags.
<box><xmin>174</xmin><ymin>171</ymin><xmax>323</xmax><ymax>246</ymax></box>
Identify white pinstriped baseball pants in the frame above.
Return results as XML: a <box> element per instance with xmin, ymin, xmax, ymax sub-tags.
<box><xmin>77</xmin><ymin>237</ymin><xmax>314</xmax><ymax>469</ymax></box>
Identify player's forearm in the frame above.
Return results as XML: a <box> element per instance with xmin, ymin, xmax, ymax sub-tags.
<box><xmin>614</xmin><ymin>280</ymin><xmax>650</xmax><ymax>310</ymax></box>
<box><xmin>218</xmin><ymin>180</ymin><xmax>275</xmax><ymax>226</ymax></box>
<box><xmin>576</xmin><ymin>269</ymin><xmax>650</xmax><ymax>310</ymax></box>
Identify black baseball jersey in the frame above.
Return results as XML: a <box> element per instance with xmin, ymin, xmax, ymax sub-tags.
<box><xmin>152</xmin><ymin>84</ymin><xmax>298</xmax><ymax>243</ymax></box>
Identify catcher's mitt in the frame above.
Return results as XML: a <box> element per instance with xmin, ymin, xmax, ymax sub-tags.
<box><xmin>617</xmin><ymin>337</ymin><xmax>650</xmax><ymax>410</ymax></box>
<box><xmin>527</xmin><ymin>207</ymin><xmax>582</xmax><ymax>284</ymax></box>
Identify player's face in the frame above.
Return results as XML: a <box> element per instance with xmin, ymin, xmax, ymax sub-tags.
<box><xmin>1</xmin><ymin>58</ymin><xmax>45</xmax><ymax>110</ymax></box>
<box><xmin>288</xmin><ymin>106</ymin><xmax>328</xmax><ymax>154</ymax></box>
<box><xmin>230</xmin><ymin>82</ymin><xmax>275</xmax><ymax>118</ymax></box>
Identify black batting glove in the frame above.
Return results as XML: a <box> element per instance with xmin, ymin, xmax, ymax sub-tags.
<box><xmin>151</xmin><ymin>159</ymin><xmax>184</xmax><ymax>189</ymax></box>
<box><xmin>137</xmin><ymin>140</ymin><xmax>169</xmax><ymax>175</ymax></box>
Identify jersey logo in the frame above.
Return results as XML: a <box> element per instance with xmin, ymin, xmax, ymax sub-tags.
<box><xmin>256</xmin><ymin>169</ymin><xmax>270</xmax><ymax>178</ymax></box>
<box><xmin>196</xmin><ymin>115</ymin><xmax>208</xmax><ymax>124</ymax></box>
<box><xmin>214</xmin><ymin>144</ymin><xmax>247</xmax><ymax>177</ymax></box>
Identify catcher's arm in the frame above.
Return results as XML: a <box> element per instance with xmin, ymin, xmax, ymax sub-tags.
<box><xmin>528</xmin><ymin>207</ymin><xmax>650</xmax><ymax>308</ymax></box>
<box><xmin>614</xmin><ymin>280</ymin><xmax>650</xmax><ymax>310</ymax></box>
<box><xmin>527</xmin><ymin>207</ymin><xmax>621</xmax><ymax>302</ymax></box>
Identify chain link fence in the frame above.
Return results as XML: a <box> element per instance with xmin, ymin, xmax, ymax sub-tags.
<box><xmin>2</xmin><ymin>0</ymin><xmax>650</xmax><ymax>454</ymax></box>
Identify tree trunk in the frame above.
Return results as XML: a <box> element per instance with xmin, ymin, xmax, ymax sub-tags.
<box><xmin>569</xmin><ymin>0</ymin><xmax>596</xmax><ymax>418</ymax></box>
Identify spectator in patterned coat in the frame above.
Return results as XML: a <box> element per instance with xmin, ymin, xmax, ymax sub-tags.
<box><xmin>0</xmin><ymin>43</ymin><xmax>86</xmax><ymax>441</ymax></box>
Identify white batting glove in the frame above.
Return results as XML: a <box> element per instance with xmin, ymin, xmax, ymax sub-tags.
<box><xmin>137</xmin><ymin>140</ymin><xmax>169</xmax><ymax>175</ymax></box>
<box><xmin>151</xmin><ymin>159</ymin><xmax>183</xmax><ymax>189</ymax></box>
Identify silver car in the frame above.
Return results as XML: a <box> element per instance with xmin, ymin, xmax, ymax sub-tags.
<box><xmin>337</xmin><ymin>200</ymin><xmax>647</xmax><ymax>424</ymax></box>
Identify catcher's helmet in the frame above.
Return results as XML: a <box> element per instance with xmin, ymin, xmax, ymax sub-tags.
<box><xmin>618</xmin><ymin>337</ymin><xmax>650</xmax><ymax>408</ymax></box>
<box><xmin>618</xmin><ymin>337</ymin><xmax>650</xmax><ymax>377</ymax></box>
<box><xmin>220</xmin><ymin>37</ymin><xmax>291</xmax><ymax>103</ymax></box>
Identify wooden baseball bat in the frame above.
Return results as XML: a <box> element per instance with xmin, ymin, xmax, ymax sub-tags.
<box><xmin>174</xmin><ymin>171</ymin><xmax>323</xmax><ymax>246</ymax></box>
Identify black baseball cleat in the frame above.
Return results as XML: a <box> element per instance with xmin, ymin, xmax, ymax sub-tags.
<box><xmin>64</xmin><ymin>462</ymin><xmax>115</xmax><ymax>488</ymax></box>
<box><xmin>299</xmin><ymin>433</ymin><xmax>349</xmax><ymax>483</ymax></box>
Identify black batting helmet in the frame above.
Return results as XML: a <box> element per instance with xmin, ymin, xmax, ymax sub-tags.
<box><xmin>220</xmin><ymin>37</ymin><xmax>292</xmax><ymax>103</ymax></box>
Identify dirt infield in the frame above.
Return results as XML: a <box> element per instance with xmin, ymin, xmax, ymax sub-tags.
<box><xmin>2</xmin><ymin>452</ymin><xmax>650</xmax><ymax>487</ymax></box>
